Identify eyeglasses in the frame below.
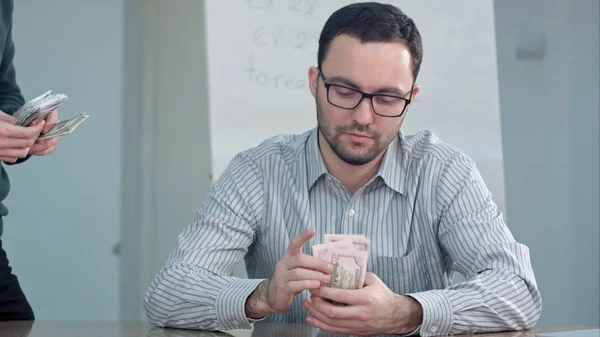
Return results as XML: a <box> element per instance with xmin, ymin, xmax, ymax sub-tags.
<box><xmin>319</xmin><ymin>68</ymin><xmax>414</xmax><ymax>117</ymax></box>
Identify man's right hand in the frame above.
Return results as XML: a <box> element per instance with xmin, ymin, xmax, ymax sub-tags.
<box><xmin>245</xmin><ymin>228</ymin><xmax>333</xmax><ymax>319</ymax></box>
<box><xmin>0</xmin><ymin>110</ymin><xmax>45</xmax><ymax>163</ymax></box>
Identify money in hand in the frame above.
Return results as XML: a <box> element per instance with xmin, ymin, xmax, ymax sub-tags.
<box><xmin>38</xmin><ymin>114</ymin><xmax>90</xmax><ymax>140</ymax></box>
<box><xmin>13</xmin><ymin>90</ymin><xmax>90</xmax><ymax>140</ymax></box>
<box><xmin>15</xmin><ymin>90</ymin><xmax>68</xmax><ymax>127</ymax></box>
<box><xmin>312</xmin><ymin>234</ymin><xmax>370</xmax><ymax>290</ymax></box>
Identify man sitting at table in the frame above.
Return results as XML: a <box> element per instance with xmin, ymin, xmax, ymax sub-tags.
<box><xmin>143</xmin><ymin>2</ymin><xmax>542</xmax><ymax>336</ymax></box>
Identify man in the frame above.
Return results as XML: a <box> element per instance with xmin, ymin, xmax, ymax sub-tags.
<box><xmin>144</xmin><ymin>2</ymin><xmax>542</xmax><ymax>336</ymax></box>
<box><xmin>0</xmin><ymin>0</ymin><xmax>62</xmax><ymax>320</ymax></box>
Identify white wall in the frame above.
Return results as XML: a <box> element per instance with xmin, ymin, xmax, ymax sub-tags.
<box><xmin>494</xmin><ymin>0</ymin><xmax>599</xmax><ymax>326</ymax></box>
<box><xmin>204</xmin><ymin>0</ymin><xmax>506</xmax><ymax>279</ymax></box>
<box><xmin>3</xmin><ymin>0</ymin><xmax>124</xmax><ymax>320</ymax></box>
<box><xmin>205</xmin><ymin>1</ymin><xmax>506</xmax><ymax>214</ymax></box>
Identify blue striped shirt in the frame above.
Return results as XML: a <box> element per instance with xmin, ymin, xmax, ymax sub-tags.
<box><xmin>144</xmin><ymin>128</ymin><xmax>542</xmax><ymax>336</ymax></box>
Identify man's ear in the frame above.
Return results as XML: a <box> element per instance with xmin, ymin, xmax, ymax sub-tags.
<box><xmin>407</xmin><ymin>85</ymin><xmax>420</xmax><ymax>110</ymax></box>
<box><xmin>308</xmin><ymin>66</ymin><xmax>319</xmax><ymax>98</ymax></box>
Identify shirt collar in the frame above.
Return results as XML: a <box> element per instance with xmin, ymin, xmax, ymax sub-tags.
<box><xmin>305</xmin><ymin>128</ymin><xmax>408</xmax><ymax>195</ymax></box>
<box><xmin>376</xmin><ymin>131</ymin><xmax>408</xmax><ymax>195</ymax></box>
<box><xmin>306</xmin><ymin>128</ymin><xmax>328</xmax><ymax>189</ymax></box>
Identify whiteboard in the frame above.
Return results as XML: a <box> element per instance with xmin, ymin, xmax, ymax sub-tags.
<box><xmin>205</xmin><ymin>0</ymin><xmax>506</xmax><ymax>213</ymax></box>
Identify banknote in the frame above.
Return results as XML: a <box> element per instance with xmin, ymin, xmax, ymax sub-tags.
<box><xmin>312</xmin><ymin>234</ymin><xmax>370</xmax><ymax>291</ymax></box>
<box><xmin>324</xmin><ymin>234</ymin><xmax>370</xmax><ymax>252</ymax></box>
<box><xmin>11</xmin><ymin>90</ymin><xmax>89</xmax><ymax>140</ymax></box>
<box><xmin>37</xmin><ymin>113</ymin><xmax>89</xmax><ymax>140</ymax></box>
<box><xmin>14</xmin><ymin>90</ymin><xmax>68</xmax><ymax>127</ymax></box>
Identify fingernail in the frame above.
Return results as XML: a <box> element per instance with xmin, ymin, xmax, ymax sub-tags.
<box><xmin>323</xmin><ymin>274</ymin><xmax>331</xmax><ymax>282</ymax></box>
<box><xmin>327</xmin><ymin>263</ymin><xmax>333</xmax><ymax>272</ymax></box>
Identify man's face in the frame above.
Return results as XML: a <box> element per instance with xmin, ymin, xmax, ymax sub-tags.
<box><xmin>309</xmin><ymin>35</ymin><xmax>419</xmax><ymax>166</ymax></box>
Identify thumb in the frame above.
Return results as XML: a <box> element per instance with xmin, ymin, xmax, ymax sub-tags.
<box><xmin>31</xmin><ymin>120</ymin><xmax>45</xmax><ymax>131</ymax></box>
<box><xmin>363</xmin><ymin>272</ymin><xmax>381</xmax><ymax>287</ymax></box>
<box><xmin>42</xmin><ymin>119</ymin><xmax>54</xmax><ymax>134</ymax></box>
<box><xmin>285</xmin><ymin>228</ymin><xmax>315</xmax><ymax>257</ymax></box>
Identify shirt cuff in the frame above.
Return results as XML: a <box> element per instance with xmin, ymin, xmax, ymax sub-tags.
<box><xmin>215</xmin><ymin>278</ymin><xmax>266</xmax><ymax>330</ymax></box>
<box><xmin>400</xmin><ymin>324</ymin><xmax>421</xmax><ymax>336</ymax></box>
<box><xmin>406</xmin><ymin>290</ymin><xmax>453</xmax><ymax>336</ymax></box>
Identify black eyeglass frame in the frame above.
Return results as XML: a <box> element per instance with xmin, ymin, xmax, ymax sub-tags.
<box><xmin>318</xmin><ymin>67</ymin><xmax>415</xmax><ymax>118</ymax></box>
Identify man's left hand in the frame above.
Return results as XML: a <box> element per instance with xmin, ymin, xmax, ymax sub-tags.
<box><xmin>29</xmin><ymin>109</ymin><xmax>61</xmax><ymax>156</ymax></box>
<box><xmin>302</xmin><ymin>272</ymin><xmax>423</xmax><ymax>336</ymax></box>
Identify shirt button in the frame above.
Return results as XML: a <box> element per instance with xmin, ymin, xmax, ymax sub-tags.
<box><xmin>430</xmin><ymin>325</ymin><xmax>439</xmax><ymax>333</ymax></box>
<box><xmin>348</xmin><ymin>209</ymin><xmax>355</xmax><ymax>216</ymax></box>
<box><xmin>232</xmin><ymin>319</ymin><xmax>240</xmax><ymax>326</ymax></box>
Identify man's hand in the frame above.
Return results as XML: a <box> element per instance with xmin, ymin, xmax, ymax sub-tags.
<box><xmin>0</xmin><ymin>110</ymin><xmax>44</xmax><ymax>163</ymax></box>
<box><xmin>245</xmin><ymin>228</ymin><xmax>333</xmax><ymax>319</ymax></box>
<box><xmin>28</xmin><ymin>109</ymin><xmax>61</xmax><ymax>156</ymax></box>
<box><xmin>303</xmin><ymin>272</ymin><xmax>423</xmax><ymax>336</ymax></box>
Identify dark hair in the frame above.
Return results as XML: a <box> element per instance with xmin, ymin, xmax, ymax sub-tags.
<box><xmin>317</xmin><ymin>2</ymin><xmax>423</xmax><ymax>81</ymax></box>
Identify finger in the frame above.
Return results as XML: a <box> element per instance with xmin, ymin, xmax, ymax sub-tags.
<box><xmin>303</xmin><ymin>299</ymin><xmax>359</xmax><ymax>333</ymax></box>
<box><xmin>37</xmin><ymin>143</ymin><xmax>58</xmax><ymax>156</ymax></box>
<box><xmin>42</xmin><ymin>110</ymin><xmax>58</xmax><ymax>133</ymax></box>
<box><xmin>4</xmin><ymin>121</ymin><xmax>44</xmax><ymax>139</ymax></box>
<box><xmin>0</xmin><ymin>157</ymin><xmax>17</xmax><ymax>163</ymax></box>
<box><xmin>0</xmin><ymin>147</ymin><xmax>31</xmax><ymax>159</ymax></box>
<box><xmin>0</xmin><ymin>137</ymin><xmax>37</xmax><ymax>149</ymax></box>
<box><xmin>0</xmin><ymin>111</ymin><xmax>16</xmax><ymax>124</ymax></box>
<box><xmin>285</xmin><ymin>228</ymin><xmax>315</xmax><ymax>257</ymax></box>
<box><xmin>29</xmin><ymin>143</ymin><xmax>52</xmax><ymax>156</ymax></box>
<box><xmin>285</xmin><ymin>280</ymin><xmax>321</xmax><ymax>294</ymax></box>
<box><xmin>32</xmin><ymin>137</ymin><xmax>58</xmax><ymax>148</ymax></box>
<box><xmin>31</xmin><ymin>138</ymin><xmax>59</xmax><ymax>155</ymax></box>
<box><xmin>46</xmin><ymin>109</ymin><xmax>58</xmax><ymax>123</ymax></box>
<box><xmin>363</xmin><ymin>272</ymin><xmax>380</xmax><ymax>286</ymax></box>
<box><xmin>311</xmin><ymin>286</ymin><xmax>364</xmax><ymax>305</ymax></box>
<box><xmin>308</xmin><ymin>295</ymin><xmax>365</xmax><ymax>320</ymax></box>
<box><xmin>42</xmin><ymin>122</ymin><xmax>53</xmax><ymax>134</ymax></box>
<box><xmin>285</xmin><ymin>267</ymin><xmax>331</xmax><ymax>284</ymax></box>
<box><xmin>287</xmin><ymin>254</ymin><xmax>333</xmax><ymax>274</ymax></box>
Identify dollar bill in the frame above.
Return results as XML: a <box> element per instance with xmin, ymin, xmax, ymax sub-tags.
<box><xmin>324</xmin><ymin>234</ymin><xmax>370</xmax><ymax>252</ymax></box>
<box><xmin>15</xmin><ymin>90</ymin><xmax>68</xmax><ymax>127</ymax></box>
<box><xmin>312</xmin><ymin>234</ymin><xmax>370</xmax><ymax>291</ymax></box>
<box><xmin>11</xmin><ymin>90</ymin><xmax>89</xmax><ymax>140</ymax></box>
<box><xmin>38</xmin><ymin>114</ymin><xmax>89</xmax><ymax>140</ymax></box>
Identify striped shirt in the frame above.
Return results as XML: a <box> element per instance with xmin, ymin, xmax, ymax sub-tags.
<box><xmin>144</xmin><ymin>128</ymin><xmax>542</xmax><ymax>336</ymax></box>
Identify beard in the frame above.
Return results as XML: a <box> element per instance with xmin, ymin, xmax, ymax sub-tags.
<box><xmin>316</xmin><ymin>97</ymin><xmax>394</xmax><ymax>166</ymax></box>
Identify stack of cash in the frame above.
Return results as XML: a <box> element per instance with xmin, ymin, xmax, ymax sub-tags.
<box><xmin>13</xmin><ymin>90</ymin><xmax>89</xmax><ymax>140</ymax></box>
<box><xmin>312</xmin><ymin>234</ymin><xmax>370</xmax><ymax>290</ymax></box>
<box><xmin>38</xmin><ymin>114</ymin><xmax>89</xmax><ymax>140</ymax></box>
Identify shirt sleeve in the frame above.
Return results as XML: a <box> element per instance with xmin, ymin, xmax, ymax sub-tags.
<box><xmin>407</xmin><ymin>151</ymin><xmax>542</xmax><ymax>336</ymax></box>
<box><xmin>143</xmin><ymin>153</ymin><xmax>267</xmax><ymax>331</ymax></box>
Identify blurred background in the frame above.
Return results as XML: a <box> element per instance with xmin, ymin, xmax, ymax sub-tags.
<box><xmin>1</xmin><ymin>0</ymin><xmax>598</xmax><ymax>328</ymax></box>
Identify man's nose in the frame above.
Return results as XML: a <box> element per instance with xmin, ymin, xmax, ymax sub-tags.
<box><xmin>352</xmin><ymin>97</ymin><xmax>374</xmax><ymax>126</ymax></box>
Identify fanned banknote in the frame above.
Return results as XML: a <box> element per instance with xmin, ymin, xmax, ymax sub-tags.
<box><xmin>13</xmin><ymin>90</ymin><xmax>89</xmax><ymax>140</ymax></box>
<box><xmin>14</xmin><ymin>90</ymin><xmax>68</xmax><ymax>126</ymax></box>
<box><xmin>324</xmin><ymin>234</ymin><xmax>370</xmax><ymax>252</ymax></box>
<box><xmin>38</xmin><ymin>114</ymin><xmax>90</xmax><ymax>140</ymax></box>
<box><xmin>312</xmin><ymin>234</ymin><xmax>370</xmax><ymax>290</ymax></box>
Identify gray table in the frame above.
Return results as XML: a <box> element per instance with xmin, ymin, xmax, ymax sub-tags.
<box><xmin>0</xmin><ymin>321</ymin><xmax>597</xmax><ymax>337</ymax></box>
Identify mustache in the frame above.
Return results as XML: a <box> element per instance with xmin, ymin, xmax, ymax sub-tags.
<box><xmin>335</xmin><ymin>123</ymin><xmax>376</xmax><ymax>137</ymax></box>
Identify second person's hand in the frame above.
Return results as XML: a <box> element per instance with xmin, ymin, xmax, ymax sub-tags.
<box><xmin>28</xmin><ymin>109</ymin><xmax>61</xmax><ymax>156</ymax></box>
<box><xmin>0</xmin><ymin>110</ymin><xmax>44</xmax><ymax>163</ymax></box>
